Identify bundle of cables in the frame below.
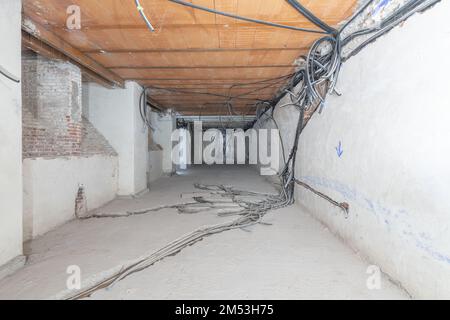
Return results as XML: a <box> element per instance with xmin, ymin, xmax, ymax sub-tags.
<box><xmin>67</xmin><ymin>0</ymin><xmax>441</xmax><ymax>299</ymax></box>
<box><xmin>133</xmin><ymin>0</ymin><xmax>440</xmax><ymax>253</ymax></box>
<box><xmin>254</xmin><ymin>0</ymin><xmax>440</xmax><ymax>203</ymax></box>
<box><xmin>68</xmin><ymin>183</ymin><xmax>292</xmax><ymax>299</ymax></box>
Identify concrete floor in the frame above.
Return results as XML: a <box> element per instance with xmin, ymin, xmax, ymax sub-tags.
<box><xmin>0</xmin><ymin>166</ymin><xmax>408</xmax><ymax>299</ymax></box>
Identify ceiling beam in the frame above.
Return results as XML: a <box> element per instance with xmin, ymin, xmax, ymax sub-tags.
<box><xmin>126</xmin><ymin>77</ymin><xmax>293</xmax><ymax>81</ymax></box>
<box><xmin>22</xmin><ymin>16</ymin><xmax>125</xmax><ymax>88</ymax></box>
<box><xmin>48</xmin><ymin>21</ymin><xmax>342</xmax><ymax>31</ymax></box>
<box><xmin>149</xmin><ymin>94</ymin><xmax>269</xmax><ymax>99</ymax></box>
<box><xmin>137</xmin><ymin>81</ymin><xmax>286</xmax><ymax>87</ymax></box>
<box><xmin>180</xmin><ymin>112</ymin><xmax>255</xmax><ymax>116</ymax></box>
<box><xmin>138</xmin><ymin>81</ymin><xmax>289</xmax><ymax>85</ymax></box>
<box><xmin>84</xmin><ymin>47</ymin><xmax>307</xmax><ymax>54</ymax></box>
<box><xmin>152</xmin><ymin>100</ymin><xmax>264</xmax><ymax>104</ymax></box>
<box><xmin>150</xmin><ymin>92</ymin><xmax>270</xmax><ymax>97</ymax></box>
<box><xmin>22</xmin><ymin>31</ymin><xmax>115</xmax><ymax>89</ymax></box>
<box><xmin>175</xmin><ymin>106</ymin><xmax>255</xmax><ymax>111</ymax></box>
<box><xmin>109</xmin><ymin>65</ymin><xmax>295</xmax><ymax>70</ymax></box>
<box><xmin>176</xmin><ymin>108</ymin><xmax>257</xmax><ymax>115</ymax></box>
<box><xmin>142</xmin><ymin>85</ymin><xmax>281</xmax><ymax>89</ymax></box>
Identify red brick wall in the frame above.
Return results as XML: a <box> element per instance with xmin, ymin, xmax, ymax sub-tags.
<box><xmin>22</xmin><ymin>55</ymin><xmax>116</xmax><ymax>159</ymax></box>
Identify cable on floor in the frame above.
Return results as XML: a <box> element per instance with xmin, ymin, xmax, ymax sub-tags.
<box><xmin>69</xmin><ymin>0</ymin><xmax>441</xmax><ymax>300</ymax></box>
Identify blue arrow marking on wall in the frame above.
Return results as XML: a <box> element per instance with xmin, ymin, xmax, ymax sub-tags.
<box><xmin>336</xmin><ymin>141</ymin><xmax>344</xmax><ymax>158</ymax></box>
<box><xmin>372</xmin><ymin>0</ymin><xmax>390</xmax><ymax>16</ymax></box>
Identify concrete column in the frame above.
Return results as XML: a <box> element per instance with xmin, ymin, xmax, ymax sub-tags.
<box><xmin>84</xmin><ymin>81</ymin><xmax>149</xmax><ymax>195</ymax></box>
<box><xmin>151</xmin><ymin>112</ymin><xmax>176</xmax><ymax>175</ymax></box>
<box><xmin>0</xmin><ymin>0</ymin><xmax>23</xmax><ymax>269</ymax></box>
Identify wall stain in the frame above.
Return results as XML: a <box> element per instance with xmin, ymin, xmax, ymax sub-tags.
<box><xmin>300</xmin><ymin>175</ymin><xmax>450</xmax><ymax>265</ymax></box>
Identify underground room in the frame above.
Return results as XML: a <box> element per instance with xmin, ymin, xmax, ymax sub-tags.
<box><xmin>0</xmin><ymin>0</ymin><xmax>449</xmax><ymax>303</ymax></box>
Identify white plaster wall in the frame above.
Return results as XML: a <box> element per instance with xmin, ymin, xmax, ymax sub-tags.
<box><xmin>147</xmin><ymin>110</ymin><xmax>170</xmax><ymax>184</ymax></box>
<box><xmin>253</xmin><ymin>86</ymin><xmax>302</xmax><ymax>173</ymax></box>
<box><xmin>0</xmin><ymin>0</ymin><xmax>23</xmax><ymax>266</ymax></box>
<box><xmin>133</xmin><ymin>84</ymin><xmax>149</xmax><ymax>192</ymax></box>
<box><xmin>23</xmin><ymin>155</ymin><xmax>118</xmax><ymax>240</ymax></box>
<box><xmin>151</xmin><ymin>112</ymin><xmax>176</xmax><ymax>174</ymax></box>
<box><xmin>257</xmin><ymin>2</ymin><xmax>450</xmax><ymax>299</ymax></box>
<box><xmin>84</xmin><ymin>82</ymin><xmax>148</xmax><ymax>195</ymax></box>
<box><xmin>148</xmin><ymin>150</ymin><xmax>163</xmax><ymax>183</ymax></box>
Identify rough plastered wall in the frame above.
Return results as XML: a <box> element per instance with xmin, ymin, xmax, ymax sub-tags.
<box><xmin>256</xmin><ymin>1</ymin><xmax>450</xmax><ymax>299</ymax></box>
<box><xmin>23</xmin><ymin>156</ymin><xmax>118</xmax><ymax>240</ymax></box>
<box><xmin>150</xmin><ymin>111</ymin><xmax>176</xmax><ymax>175</ymax></box>
<box><xmin>83</xmin><ymin>82</ymin><xmax>149</xmax><ymax>195</ymax></box>
<box><xmin>22</xmin><ymin>57</ymin><xmax>119</xmax><ymax>239</ymax></box>
<box><xmin>148</xmin><ymin>110</ymin><xmax>164</xmax><ymax>184</ymax></box>
<box><xmin>0</xmin><ymin>0</ymin><xmax>23</xmax><ymax>267</ymax></box>
<box><xmin>253</xmin><ymin>93</ymin><xmax>301</xmax><ymax>174</ymax></box>
<box><xmin>148</xmin><ymin>148</ymin><xmax>163</xmax><ymax>183</ymax></box>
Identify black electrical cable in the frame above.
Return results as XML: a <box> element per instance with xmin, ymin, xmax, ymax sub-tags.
<box><xmin>225</xmin><ymin>71</ymin><xmax>298</xmax><ymax>116</ymax></box>
<box><xmin>230</xmin><ymin>73</ymin><xmax>297</xmax><ymax>87</ymax></box>
<box><xmin>231</xmin><ymin>76</ymin><xmax>294</xmax><ymax>100</ymax></box>
<box><xmin>0</xmin><ymin>65</ymin><xmax>20</xmax><ymax>83</ymax></box>
<box><xmin>168</xmin><ymin>0</ymin><xmax>328</xmax><ymax>34</ymax></box>
<box><xmin>342</xmin><ymin>0</ymin><xmax>440</xmax><ymax>61</ymax></box>
<box><xmin>285</xmin><ymin>0</ymin><xmax>337</xmax><ymax>34</ymax></box>
<box><xmin>146</xmin><ymin>73</ymin><xmax>297</xmax><ymax>116</ymax></box>
<box><xmin>139</xmin><ymin>87</ymin><xmax>157</xmax><ymax>130</ymax></box>
<box><xmin>150</xmin><ymin>74</ymin><xmax>295</xmax><ymax>99</ymax></box>
<box><xmin>144</xmin><ymin>85</ymin><xmax>268</xmax><ymax>102</ymax></box>
<box><xmin>252</xmin><ymin>0</ymin><xmax>441</xmax><ymax>206</ymax></box>
<box><xmin>63</xmin><ymin>3</ymin><xmax>444</xmax><ymax>299</ymax></box>
<box><xmin>141</xmin><ymin>0</ymin><xmax>439</xmax><ymax>207</ymax></box>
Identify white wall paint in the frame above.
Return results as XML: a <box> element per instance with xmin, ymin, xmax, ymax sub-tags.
<box><xmin>256</xmin><ymin>2</ymin><xmax>450</xmax><ymax>299</ymax></box>
<box><xmin>133</xmin><ymin>84</ymin><xmax>149</xmax><ymax>192</ymax></box>
<box><xmin>84</xmin><ymin>82</ymin><xmax>148</xmax><ymax>195</ymax></box>
<box><xmin>147</xmin><ymin>110</ymin><xmax>172</xmax><ymax>184</ymax></box>
<box><xmin>23</xmin><ymin>155</ymin><xmax>118</xmax><ymax>240</ymax></box>
<box><xmin>148</xmin><ymin>150</ymin><xmax>163</xmax><ymax>183</ymax></box>
<box><xmin>0</xmin><ymin>0</ymin><xmax>23</xmax><ymax>266</ymax></box>
<box><xmin>151</xmin><ymin>112</ymin><xmax>176</xmax><ymax>174</ymax></box>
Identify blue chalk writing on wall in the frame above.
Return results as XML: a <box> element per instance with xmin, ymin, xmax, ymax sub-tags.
<box><xmin>299</xmin><ymin>175</ymin><xmax>450</xmax><ymax>265</ymax></box>
<box><xmin>373</xmin><ymin>0</ymin><xmax>390</xmax><ymax>16</ymax></box>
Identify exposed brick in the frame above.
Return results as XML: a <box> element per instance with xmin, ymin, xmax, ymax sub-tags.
<box><xmin>22</xmin><ymin>55</ymin><xmax>117</xmax><ymax>159</ymax></box>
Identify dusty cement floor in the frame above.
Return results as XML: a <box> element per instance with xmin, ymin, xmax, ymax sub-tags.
<box><xmin>0</xmin><ymin>166</ymin><xmax>408</xmax><ymax>300</ymax></box>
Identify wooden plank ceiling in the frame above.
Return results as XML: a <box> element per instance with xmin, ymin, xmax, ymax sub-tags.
<box><xmin>22</xmin><ymin>0</ymin><xmax>357</xmax><ymax>115</ymax></box>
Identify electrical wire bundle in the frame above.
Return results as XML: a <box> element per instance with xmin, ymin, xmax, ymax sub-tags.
<box><xmin>254</xmin><ymin>0</ymin><xmax>440</xmax><ymax>205</ymax></box>
<box><xmin>70</xmin><ymin>0</ymin><xmax>441</xmax><ymax>299</ymax></box>
<box><xmin>138</xmin><ymin>87</ymin><xmax>155</xmax><ymax>130</ymax></box>
<box><xmin>67</xmin><ymin>183</ymin><xmax>291</xmax><ymax>299</ymax></box>
<box><xmin>137</xmin><ymin>0</ymin><xmax>441</xmax><ymax>237</ymax></box>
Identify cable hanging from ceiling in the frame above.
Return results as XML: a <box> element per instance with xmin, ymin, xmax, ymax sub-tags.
<box><xmin>134</xmin><ymin>0</ymin><xmax>155</xmax><ymax>32</ymax></box>
<box><xmin>168</xmin><ymin>0</ymin><xmax>329</xmax><ymax>34</ymax></box>
<box><xmin>69</xmin><ymin>0</ymin><xmax>442</xmax><ymax>299</ymax></box>
<box><xmin>139</xmin><ymin>86</ymin><xmax>158</xmax><ymax>131</ymax></box>
<box><xmin>253</xmin><ymin>0</ymin><xmax>442</xmax><ymax>205</ymax></box>
<box><xmin>141</xmin><ymin>0</ymin><xmax>441</xmax><ymax>201</ymax></box>
<box><xmin>0</xmin><ymin>64</ymin><xmax>20</xmax><ymax>83</ymax></box>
